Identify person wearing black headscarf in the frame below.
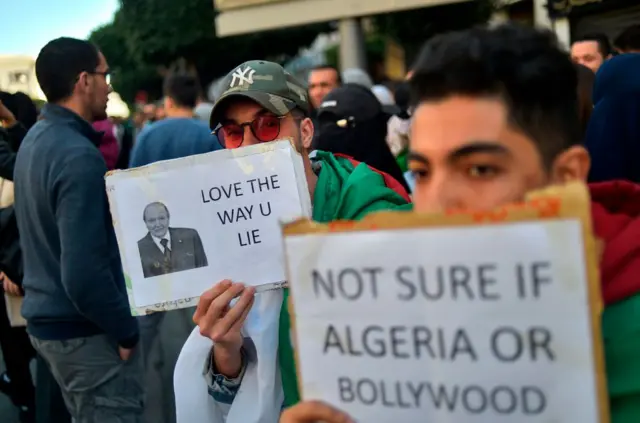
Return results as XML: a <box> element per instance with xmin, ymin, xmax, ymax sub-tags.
<box><xmin>313</xmin><ymin>83</ymin><xmax>411</xmax><ymax>193</ymax></box>
<box><xmin>585</xmin><ymin>54</ymin><xmax>640</xmax><ymax>183</ymax></box>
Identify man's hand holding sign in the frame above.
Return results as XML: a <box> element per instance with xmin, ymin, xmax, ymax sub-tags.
<box><xmin>283</xmin><ymin>183</ymin><xmax>609</xmax><ymax>423</ymax></box>
<box><xmin>194</xmin><ymin>280</ymin><xmax>255</xmax><ymax>377</ymax></box>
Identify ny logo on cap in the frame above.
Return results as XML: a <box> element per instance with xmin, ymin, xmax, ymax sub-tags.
<box><xmin>229</xmin><ymin>66</ymin><xmax>256</xmax><ymax>88</ymax></box>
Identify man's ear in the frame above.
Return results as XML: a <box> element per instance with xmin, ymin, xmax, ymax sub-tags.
<box><xmin>551</xmin><ymin>145</ymin><xmax>591</xmax><ymax>184</ymax></box>
<box><xmin>75</xmin><ymin>71</ymin><xmax>90</xmax><ymax>94</ymax></box>
<box><xmin>300</xmin><ymin>117</ymin><xmax>314</xmax><ymax>151</ymax></box>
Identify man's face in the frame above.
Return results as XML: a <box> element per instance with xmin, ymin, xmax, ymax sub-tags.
<box><xmin>88</xmin><ymin>52</ymin><xmax>111</xmax><ymax>121</ymax></box>
<box><xmin>220</xmin><ymin>98</ymin><xmax>317</xmax><ymax>194</ymax></box>
<box><xmin>143</xmin><ymin>104</ymin><xmax>156</xmax><ymax>121</ymax></box>
<box><xmin>144</xmin><ymin>205</ymin><xmax>170</xmax><ymax>238</ymax></box>
<box><xmin>571</xmin><ymin>41</ymin><xmax>605</xmax><ymax>74</ymax></box>
<box><xmin>409</xmin><ymin>96</ymin><xmax>560</xmax><ymax>214</ymax></box>
<box><xmin>308</xmin><ymin>69</ymin><xmax>340</xmax><ymax>110</ymax></box>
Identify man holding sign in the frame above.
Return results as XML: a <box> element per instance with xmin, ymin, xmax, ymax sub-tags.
<box><xmin>285</xmin><ymin>24</ymin><xmax>640</xmax><ymax>423</ymax></box>
<box><xmin>174</xmin><ymin>61</ymin><xmax>411</xmax><ymax>422</ymax></box>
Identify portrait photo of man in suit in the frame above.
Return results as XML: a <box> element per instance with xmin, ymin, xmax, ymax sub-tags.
<box><xmin>138</xmin><ymin>202</ymin><xmax>208</xmax><ymax>278</ymax></box>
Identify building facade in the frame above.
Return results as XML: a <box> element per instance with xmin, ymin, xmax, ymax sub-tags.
<box><xmin>213</xmin><ymin>0</ymin><xmax>469</xmax><ymax>72</ymax></box>
<box><xmin>0</xmin><ymin>55</ymin><xmax>45</xmax><ymax>100</ymax></box>
<box><xmin>500</xmin><ymin>0</ymin><xmax>640</xmax><ymax>49</ymax></box>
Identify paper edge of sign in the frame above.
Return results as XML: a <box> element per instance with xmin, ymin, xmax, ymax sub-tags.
<box><xmin>283</xmin><ymin>181</ymin><xmax>610</xmax><ymax>422</ymax></box>
<box><xmin>105</xmin><ymin>167</ymin><xmax>142</xmax><ymax>315</ymax></box>
<box><xmin>105</xmin><ymin>139</ymin><xmax>297</xmax><ymax>182</ymax></box>
<box><xmin>283</xmin><ymin>181</ymin><xmax>585</xmax><ymax>234</ymax></box>
<box><xmin>105</xmin><ymin>139</ymin><xmax>310</xmax><ymax>315</ymax></box>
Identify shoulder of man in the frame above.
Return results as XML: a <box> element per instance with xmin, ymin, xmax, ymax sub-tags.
<box><xmin>311</xmin><ymin>150</ymin><xmax>411</xmax><ymax>221</ymax></box>
<box><xmin>135</xmin><ymin>122</ymin><xmax>160</xmax><ymax>142</ymax></box>
<box><xmin>21</xmin><ymin>121</ymin><xmax>103</xmax><ymax>176</ymax></box>
<box><xmin>171</xmin><ymin>227</ymin><xmax>199</xmax><ymax>237</ymax></box>
<box><xmin>35</xmin><ymin>119</ymin><xmax>97</xmax><ymax>150</ymax></box>
<box><xmin>138</xmin><ymin>233</ymin><xmax>152</xmax><ymax>244</ymax></box>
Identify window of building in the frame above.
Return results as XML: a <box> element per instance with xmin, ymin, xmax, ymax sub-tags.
<box><xmin>9</xmin><ymin>71</ymin><xmax>28</xmax><ymax>84</ymax></box>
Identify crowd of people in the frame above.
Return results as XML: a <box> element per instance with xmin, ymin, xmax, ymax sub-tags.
<box><xmin>0</xmin><ymin>19</ymin><xmax>638</xmax><ymax>423</ymax></box>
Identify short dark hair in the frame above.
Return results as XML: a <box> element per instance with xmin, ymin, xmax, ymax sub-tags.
<box><xmin>410</xmin><ymin>24</ymin><xmax>580</xmax><ymax>168</ymax></box>
<box><xmin>35</xmin><ymin>37</ymin><xmax>100</xmax><ymax>103</ymax></box>
<box><xmin>573</xmin><ymin>33</ymin><xmax>612</xmax><ymax>57</ymax></box>
<box><xmin>290</xmin><ymin>107</ymin><xmax>309</xmax><ymax>119</ymax></box>
<box><xmin>163</xmin><ymin>74</ymin><xmax>201</xmax><ymax>109</ymax></box>
<box><xmin>143</xmin><ymin>202</ymin><xmax>170</xmax><ymax>221</ymax></box>
<box><xmin>614</xmin><ymin>24</ymin><xmax>640</xmax><ymax>52</ymax></box>
<box><xmin>309</xmin><ymin>65</ymin><xmax>342</xmax><ymax>84</ymax></box>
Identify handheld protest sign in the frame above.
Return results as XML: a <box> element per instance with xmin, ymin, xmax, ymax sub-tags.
<box><xmin>284</xmin><ymin>182</ymin><xmax>608</xmax><ymax>423</ymax></box>
<box><xmin>106</xmin><ymin>140</ymin><xmax>311</xmax><ymax>315</ymax></box>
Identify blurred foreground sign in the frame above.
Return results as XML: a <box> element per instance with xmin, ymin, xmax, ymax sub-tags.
<box><xmin>284</xmin><ymin>183</ymin><xmax>609</xmax><ymax>423</ymax></box>
<box><xmin>106</xmin><ymin>140</ymin><xmax>310</xmax><ymax>315</ymax></box>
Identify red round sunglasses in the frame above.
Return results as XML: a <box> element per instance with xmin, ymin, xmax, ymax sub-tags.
<box><xmin>214</xmin><ymin>115</ymin><xmax>287</xmax><ymax>149</ymax></box>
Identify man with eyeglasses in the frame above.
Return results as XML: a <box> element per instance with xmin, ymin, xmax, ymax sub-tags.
<box><xmin>13</xmin><ymin>37</ymin><xmax>144</xmax><ymax>422</ymax></box>
<box><xmin>175</xmin><ymin>60</ymin><xmax>411</xmax><ymax>422</ymax></box>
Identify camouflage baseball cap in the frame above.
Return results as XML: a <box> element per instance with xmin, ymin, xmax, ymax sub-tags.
<box><xmin>209</xmin><ymin>60</ymin><xmax>310</xmax><ymax>128</ymax></box>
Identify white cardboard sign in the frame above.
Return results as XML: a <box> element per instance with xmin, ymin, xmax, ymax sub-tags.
<box><xmin>285</xmin><ymin>219</ymin><xmax>602</xmax><ymax>423</ymax></box>
<box><xmin>106</xmin><ymin>140</ymin><xmax>311</xmax><ymax>315</ymax></box>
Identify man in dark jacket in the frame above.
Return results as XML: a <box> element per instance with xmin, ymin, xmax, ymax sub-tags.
<box><xmin>13</xmin><ymin>37</ymin><xmax>144</xmax><ymax>422</ymax></box>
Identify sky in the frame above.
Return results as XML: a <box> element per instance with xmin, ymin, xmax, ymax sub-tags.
<box><xmin>2</xmin><ymin>0</ymin><xmax>119</xmax><ymax>57</ymax></box>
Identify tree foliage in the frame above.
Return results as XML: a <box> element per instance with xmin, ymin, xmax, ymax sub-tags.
<box><xmin>89</xmin><ymin>0</ymin><xmax>330</xmax><ymax>104</ymax></box>
<box><xmin>89</xmin><ymin>11</ymin><xmax>163</xmax><ymax>103</ymax></box>
<box><xmin>90</xmin><ymin>0</ymin><xmax>494</xmax><ymax>103</ymax></box>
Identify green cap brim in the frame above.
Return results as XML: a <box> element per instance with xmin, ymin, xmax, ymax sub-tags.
<box><xmin>210</xmin><ymin>91</ymin><xmax>297</xmax><ymax>129</ymax></box>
